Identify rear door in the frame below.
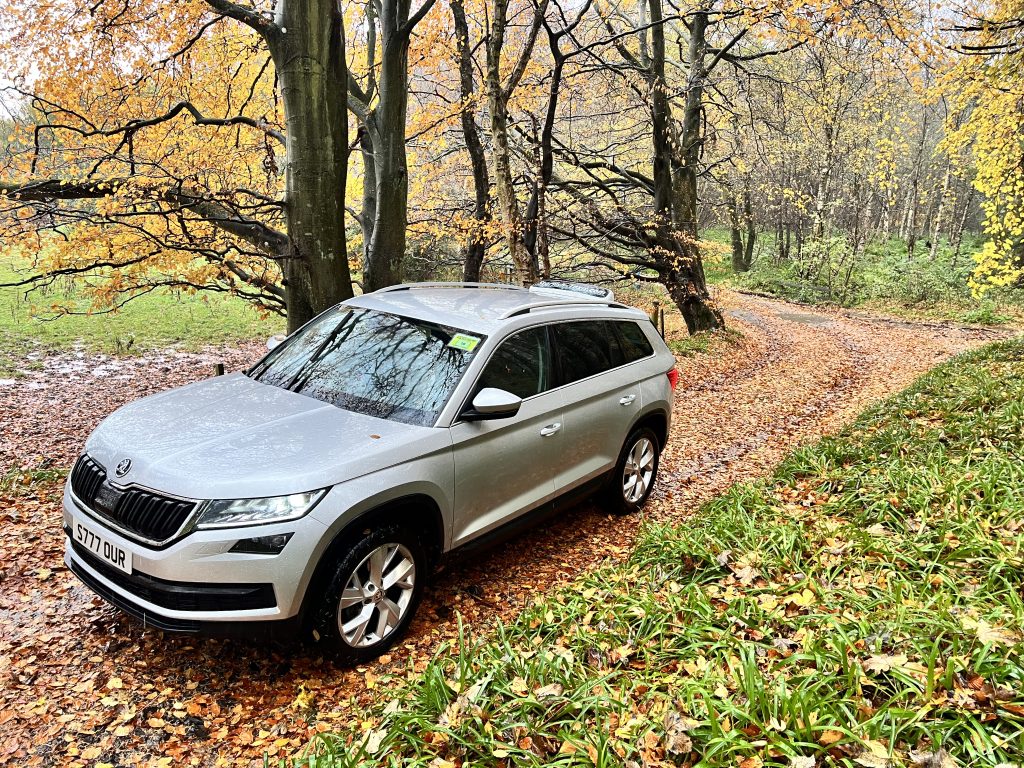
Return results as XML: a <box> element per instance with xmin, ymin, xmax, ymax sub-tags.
<box><xmin>551</xmin><ymin>320</ymin><xmax>649</xmax><ymax>491</ymax></box>
<box><xmin>449</xmin><ymin>325</ymin><xmax>563</xmax><ymax>545</ymax></box>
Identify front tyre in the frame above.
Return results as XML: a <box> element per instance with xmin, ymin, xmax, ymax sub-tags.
<box><xmin>312</xmin><ymin>523</ymin><xmax>426</xmax><ymax>664</ymax></box>
<box><xmin>604</xmin><ymin>427</ymin><xmax>660</xmax><ymax>515</ymax></box>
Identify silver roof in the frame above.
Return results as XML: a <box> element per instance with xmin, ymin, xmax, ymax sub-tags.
<box><xmin>344</xmin><ymin>282</ymin><xmax>642</xmax><ymax>334</ymax></box>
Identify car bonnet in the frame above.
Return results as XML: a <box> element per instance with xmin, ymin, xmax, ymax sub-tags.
<box><xmin>83</xmin><ymin>373</ymin><xmax>450</xmax><ymax>499</ymax></box>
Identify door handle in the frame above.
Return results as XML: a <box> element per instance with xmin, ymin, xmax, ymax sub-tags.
<box><xmin>539</xmin><ymin>423</ymin><xmax>562</xmax><ymax>437</ymax></box>
<box><xmin>619</xmin><ymin>394</ymin><xmax>637</xmax><ymax>406</ymax></box>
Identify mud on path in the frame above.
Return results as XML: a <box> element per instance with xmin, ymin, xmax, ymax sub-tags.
<box><xmin>0</xmin><ymin>291</ymin><xmax>1010</xmax><ymax>767</ymax></box>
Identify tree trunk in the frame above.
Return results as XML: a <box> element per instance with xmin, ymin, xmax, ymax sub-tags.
<box><xmin>651</xmin><ymin>1</ymin><xmax>721</xmax><ymax>332</ymax></box>
<box><xmin>742</xmin><ymin>187</ymin><xmax>755</xmax><ymax>268</ymax></box>
<box><xmin>349</xmin><ymin>0</ymin><xmax>436</xmax><ymax>292</ymax></box>
<box><xmin>729</xmin><ymin>193</ymin><xmax>744</xmax><ymax>271</ymax></box>
<box><xmin>812</xmin><ymin>122</ymin><xmax>834</xmax><ymax>240</ymax></box>
<box><xmin>358</xmin><ymin>125</ymin><xmax>377</xmax><ymax>268</ymax></box>
<box><xmin>486</xmin><ymin>0</ymin><xmax>536</xmax><ymax>285</ymax></box>
<box><xmin>488</xmin><ymin>91</ymin><xmax>532</xmax><ymax>284</ymax></box>
<box><xmin>451</xmin><ymin>0</ymin><xmax>490</xmax><ymax>283</ymax></box>
<box><xmin>952</xmin><ymin>186</ymin><xmax>976</xmax><ymax>264</ymax></box>
<box><xmin>729</xmin><ymin>187</ymin><xmax>754</xmax><ymax>272</ymax></box>
<box><xmin>929</xmin><ymin>161</ymin><xmax>951</xmax><ymax>261</ymax></box>
<box><xmin>522</xmin><ymin>117</ymin><xmax>546</xmax><ymax>279</ymax></box>
<box><xmin>362</xmin><ymin>4</ymin><xmax>412</xmax><ymax>291</ymax></box>
<box><xmin>274</xmin><ymin>0</ymin><xmax>353</xmax><ymax>331</ymax></box>
<box><xmin>904</xmin><ymin>115</ymin><xmax>929</xmax><ymax>259</ymax></box>
<box><xmin>484</xmin><ymin>0</ymin><xmax>545</xmax><ymax>286</ymax></box>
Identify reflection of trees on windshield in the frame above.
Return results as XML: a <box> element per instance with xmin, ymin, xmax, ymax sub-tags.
<box><xmin>250</xmin><ymin>308</ymin><xmax>479</xmax><ymax>426</ymax></box>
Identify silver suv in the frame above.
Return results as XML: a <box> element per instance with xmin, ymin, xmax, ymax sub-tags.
<box><xmin>63</xmin><ymin>282</ymin><xmax>676</xmax><ymax>662</ymax></box>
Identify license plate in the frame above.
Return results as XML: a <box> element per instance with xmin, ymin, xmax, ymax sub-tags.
<box><xmin>74</xmin><ymin>521</ymin><xmax>131</xmax><ymax>574</ymax></box>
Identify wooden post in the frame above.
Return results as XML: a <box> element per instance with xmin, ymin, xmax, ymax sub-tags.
<box><xmin>214</xmin><ymin>363</ymin><xmax>225</xmax><ymax>376</ymax></box>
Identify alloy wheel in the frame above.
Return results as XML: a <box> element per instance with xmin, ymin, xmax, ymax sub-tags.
<box><xmin>337</xmin><ymin>542</ymin><xmax>416</xmax><ymax>648</ymax></box>
<box><xmin>622</xmin><ymin>436</ymin><xmax>655</xmax><ymax>503</ymax></box>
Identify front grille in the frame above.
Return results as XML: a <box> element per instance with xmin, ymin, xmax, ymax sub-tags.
<box><xmin>70</xmin><ymin>454</ymin><xmax>105</xmax><ymax>505</ymax></box>
<box><xmin>112</xmin><ymin>488</ymin><xmax>197</xmax><ymax>542</ymax></box>
<box><xmin>70</xmin><ymin>455</ymin><xmax>197</xmax><ymax>544</ymax></box>
<box><xmin>71</xmin><ymin>540</ymin><xmax>277</xmax><ymax>612</ymax></box>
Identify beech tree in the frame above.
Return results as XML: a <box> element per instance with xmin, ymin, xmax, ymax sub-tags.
<box><xmin>484</xmin><ymin>0</ymin><xmax>548</xmax><ymax>285</ymax></box>
<box><xmin>450</xmin><ymin>0</ymin><xmax>492</xmax><ymax>282</ymax></box>
<box><xmin>1</xmin><ymin>0</ymin><xmax>353</xmax><ymax>333</ymax></box>
<box><xmin>347</xmin><ymin>0</ymin><xmax>438</xmax><ymax>291</ymax></box>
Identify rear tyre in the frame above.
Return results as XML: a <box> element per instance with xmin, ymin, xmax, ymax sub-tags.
<box><xmin>603</xmin><ymin>427</ymin><xmax>660</xmax><ymax>515</ymax></box>
<box><xmin>311</xmin><ymin>522</ymin><xmax>426</xmax><ymax>665</ymax></box>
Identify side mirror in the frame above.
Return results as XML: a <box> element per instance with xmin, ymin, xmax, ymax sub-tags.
<box><xmin>463</xmin><ymin>387</ymin><xmax>522</xmax><ymax>421</ymax></box>
<box><xmin>267</xmin><ymin>334</ymin><xmax>286</xmax><ymax>351</ymax></box>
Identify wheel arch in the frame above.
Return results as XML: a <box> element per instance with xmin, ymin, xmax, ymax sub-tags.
<box><xmin>631</xmin><ymin>408</ymin><xmax>670</xmax><ymax>451</ymax></box>
<box><xmin>296</xmin><ymin>493</ymin><xmax>446</xmax><ymax>631</ymax></box>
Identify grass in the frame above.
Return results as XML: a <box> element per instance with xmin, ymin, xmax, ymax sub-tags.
<box><xmin>0</xmin><ymin>256</ymin><xmax>282</xmax><ymax>376</ymax></box>
<box><xmin>301</xmin><ymin>340</ymin><xmax>1024</xmax><ymax>768</ymax></box>
<box><xmin>0</xmin><ymin>466</ymin><xmax>68</xmax><ymax>493</ymax></box>
<box><xmin>667</xmin><ymin>327</ymin><xmax>744</xmax><ymax>358</ymax></box>
<box><xmin>716</xmin><ymin>232</ymin><xmax>1024</xmax><ymax>326</ymax></box>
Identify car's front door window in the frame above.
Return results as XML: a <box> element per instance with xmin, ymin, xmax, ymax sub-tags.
<box><xmin>476</xmin><ymin>326</ymin><xmax>552</xmax><ymax>399</ymax></box>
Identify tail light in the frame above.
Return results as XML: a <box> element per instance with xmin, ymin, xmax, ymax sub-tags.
<box><xmin>667</xmin><ymin>368</ymin><xmax>679</xmax><ymax>390</ymax></box>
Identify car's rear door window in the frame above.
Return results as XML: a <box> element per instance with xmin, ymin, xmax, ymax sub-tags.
<box><xmin>249</xmin><ymin>307</ymin><xmax>483</xmax><ymax>426</ymax></box>
<box><xmin>476</xmin><ymin>326</ymin><xmax>552</xmax><ymax>399</ymax></box>
<box><xmin>554</xmin><ymin>321</ymin><xmax>625</xmax><ymax>384</ymax></box>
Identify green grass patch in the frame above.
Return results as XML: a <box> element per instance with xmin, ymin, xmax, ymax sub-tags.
<box><xmin>0</xmin><ymin>256</ymin><xmax>282</xmax><ymax>375</ymax></box>
<box><xmin>0</xmin><ymin>466</ymin><xmax>68</xmax><ymax>492</ymax></box>
<box><xmin>725</xmin><ymin>234</ymin><xmax>1024</xmax><ymax>324</ymax></box>
<box><xmin>304</xmin><ymin>340</ymin><xmax>1024</xmax><ymax>767</ymax></box>
<box><xmin>668</xmin><ymin>327</ymin><xmax>744</xmax><ymax>358</ymax></box>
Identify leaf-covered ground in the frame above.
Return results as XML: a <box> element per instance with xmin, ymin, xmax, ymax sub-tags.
<box><xmin>0</xmin><ymin>291</ymin><xmax>1009</xmax><ymax>767</ymax></box>
<box><xmin>311</xmin><ymin>338</ymin><xmax>1024</xmax><ymax>768</ymax></box>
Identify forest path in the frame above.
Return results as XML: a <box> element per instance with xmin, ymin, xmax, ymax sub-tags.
<box><xmin>0</xmin><ymin>291</ymin><xmax>1008</xmax><ymax>767</ymax></box>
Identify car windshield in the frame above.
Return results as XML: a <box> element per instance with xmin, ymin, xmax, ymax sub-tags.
<box><xmin>248</xmin><ymin>306</ymin><xmax>484</xmax><ymax>426</ymax></box>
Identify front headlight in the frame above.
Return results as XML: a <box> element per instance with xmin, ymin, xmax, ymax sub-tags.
<box><xmin>195</xmin><ymin>489</ymin><xmax>328</xmax><ymax>529</ymax></box>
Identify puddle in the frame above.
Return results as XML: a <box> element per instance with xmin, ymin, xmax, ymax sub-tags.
<box><xmin>778</xmin><ymin>312</ymin><xmax>832</xmax><ymax>326</ymax></box>
<box><xmin>728</xmin><ymin>309</ymin><xmax>765</xmax><ymax>327</ymax></box>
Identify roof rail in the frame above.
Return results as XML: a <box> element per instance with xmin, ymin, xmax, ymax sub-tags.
<box><xmin>500</xmin><ymin>298</ymin><xmax>630</xmax><ymax>319</ymax></box>
<box><xmin>373</xmin><ymin>282</ymin><xmax>525</xmax><ymax>293</ymax></box>
<box><xmin>529</xmin><ymin>280</ymin><xmax>614</xmax><ymax>300</ymax></box>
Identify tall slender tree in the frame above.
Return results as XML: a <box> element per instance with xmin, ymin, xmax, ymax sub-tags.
<box><xmin>347</xmin><ymin>0</ymin><xmax>438</xmax><ymax>291</ymax></box>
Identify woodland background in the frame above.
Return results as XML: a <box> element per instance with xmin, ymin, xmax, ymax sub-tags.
<box><xmin>1</xmin><ymin>3</ymin><xmax>1024</xmax><ymax>765</ymax></box>
<box><xmin>0</xmin><ymin>0</ymin><xmax>1023</xmax><ymax>335</ymax></box>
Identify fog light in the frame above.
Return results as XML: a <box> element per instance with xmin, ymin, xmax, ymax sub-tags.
<box><xmin>229</xmin><ymin>533</ymin><xmax>293</xmax><ymax>555</ymax></box>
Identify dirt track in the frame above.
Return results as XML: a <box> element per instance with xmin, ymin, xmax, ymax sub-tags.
<box><xmin>0</xmin><ymin>291</ymin><xmax>1009</xmax><ymax>767</ymax></box>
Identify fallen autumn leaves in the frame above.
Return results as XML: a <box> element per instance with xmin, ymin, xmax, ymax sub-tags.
<box><xmin>0</xmin><ymin>291</ymin><xmax>1008</xmax><ymax>767</ymax></box>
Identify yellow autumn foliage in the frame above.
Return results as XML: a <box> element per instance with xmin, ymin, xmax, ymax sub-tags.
<box><xmin>943</xmin><ymin>0</ymin><xmax>1024</xmax><ymax>293</ymax></box>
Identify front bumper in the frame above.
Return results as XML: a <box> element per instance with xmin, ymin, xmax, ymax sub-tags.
<box><xmin>63</xmin><ymin>483</ymin><xmax>329</xmax><ymax>629</ymax></box>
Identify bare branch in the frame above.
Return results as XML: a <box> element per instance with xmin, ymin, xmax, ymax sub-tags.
<box><xmin>402</xmin><ymin>0</ymin><xmax>439</xmax><ymax>37</ymax></box>
<box><xmin>200</xmin><ymin>0</ymin><xmax>280</xmax><ymax>43</ymax></box>
<box><xmin>1</xmin><ymin>179</ymin><xmax>289</xmax><ymax>255</ymax></box>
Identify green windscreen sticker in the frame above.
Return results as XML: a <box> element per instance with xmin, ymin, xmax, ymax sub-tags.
<box><xmin>448</xmin><ymin>333</ymin><xmax>480</xmax><ymax>352</ymax></box>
